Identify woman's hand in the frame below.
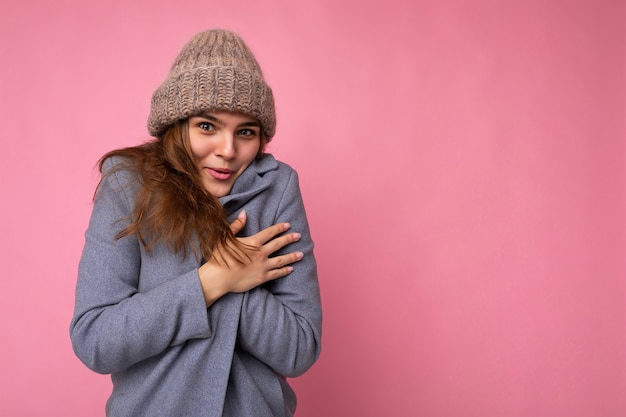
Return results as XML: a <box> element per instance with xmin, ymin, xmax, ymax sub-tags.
<box><xmin>198</xmin><ymin>211</ymin><xmax>303</xmax><ymax>307</ymax></box>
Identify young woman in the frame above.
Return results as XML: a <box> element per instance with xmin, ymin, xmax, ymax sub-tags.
<box><xmin>70</xmin><ymin>29</ymin><xmax>322</xmax><ymax>417</ymax></box>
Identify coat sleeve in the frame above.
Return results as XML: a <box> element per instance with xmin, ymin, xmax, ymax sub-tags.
<box><xmin>237</xmin><ymin>168</ymin><xmax>322</xmax><ymax>377</ymax></box>
<box><xmin>69</xmin><ymin>159</ymin><xmax>211</xmax><ymax>375</ymax></box>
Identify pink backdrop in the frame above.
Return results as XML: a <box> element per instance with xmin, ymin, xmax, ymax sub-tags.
<box><xmin>1</xmin><ymin>1</ymin><xmax>625</xmax><ymax>416</ymax></box>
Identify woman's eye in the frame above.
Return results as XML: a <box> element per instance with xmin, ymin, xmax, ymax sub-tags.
<box><xmin>198</xmin><ymin>122</ymin><xmax>214</xmax><ymax>131</ymax></box>
<box><xmin>238</xmin><ymin>129</ymin><xmax>256</xmax><ymax>137</ymax></box>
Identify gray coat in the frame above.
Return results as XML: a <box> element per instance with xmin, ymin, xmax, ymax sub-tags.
<box><xmin>70</xmin><ymin>154</ymin><xmax>322</xmax><ymax>417</ymax></box>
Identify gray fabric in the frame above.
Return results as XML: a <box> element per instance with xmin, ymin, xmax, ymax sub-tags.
<box><xmin>70</xmin><ymin>154</ymin><xmax>322</xmax><ymax>417</ymax></box>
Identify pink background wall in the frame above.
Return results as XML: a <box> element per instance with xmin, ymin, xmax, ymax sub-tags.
<box><xmin>1</xmin><ymin>0</ymin><xmax>624</xmax><ymax>416</ymax></box>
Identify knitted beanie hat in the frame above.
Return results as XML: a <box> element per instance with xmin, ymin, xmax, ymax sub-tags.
<box><xmin>147</xmin><ymin>29</ymin><xmax>276</xmax><ymax>140</ymax></box>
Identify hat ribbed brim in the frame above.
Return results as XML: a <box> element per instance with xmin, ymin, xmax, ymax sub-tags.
<box><xmin>148</xmin><ymin>66</ymin><xmax>276</xmax><ymax>139</ymax></box>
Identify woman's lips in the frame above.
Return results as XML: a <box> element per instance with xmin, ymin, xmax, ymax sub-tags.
<box><xmin>206</xmin><ymin>167</ymin><xmax>233</xmax><ymax>180</ymax></box>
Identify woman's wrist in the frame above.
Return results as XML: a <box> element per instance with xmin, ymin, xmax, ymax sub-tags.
<box><xmin>198</xmin><ymin>263</ymin><xmax>228</xmax><ymax>307</ymax></box>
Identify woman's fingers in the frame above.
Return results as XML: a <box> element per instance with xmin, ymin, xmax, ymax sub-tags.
<box><xmin>259</xmin><ymin>232</ymin><xmax>301</xmax><ymax>257</ymax></box>
<box><xmin>265</xmin><ymin>251</ymin><xmax>305</xmax><ymax>280</ymax></box>
<box><xmin>229</xmin><ymin>210</ymin><xmax>247</xmax><ymax>235</ymax></box>
<box><xmin>199</xmin><ymin>218</ymin><xmax>306</xmax><ymax>303</ymax></box>
<box><xmin>246</xmin><ymin>222</ymin><xmax>292</xmax><ymax>246</ymax></box>
<box><xmin>241</xmin><ymin>224</ymin><xmax>300</xmax><ymax>252</ymax></box>
<box><xmin>266</xmin><ymin>265</ymin><xmax>295</xmax><ymax>281</ymax></box>
<box><xmin>269</xmin><ymin>252</ymin><xmax>304</xmax><ymax>270</ymax></box>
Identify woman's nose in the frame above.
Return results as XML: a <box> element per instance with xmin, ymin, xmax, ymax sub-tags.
<box><xmin>215</xmin><ymin>133</ymin><xmax>235</xmax><ymax>159</ymax></box>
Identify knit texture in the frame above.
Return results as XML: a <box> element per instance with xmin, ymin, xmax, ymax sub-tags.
<box><xmin>148</xmin><ymin>29</ymin><xmax>276</xmax><ymax>140</ymax></box>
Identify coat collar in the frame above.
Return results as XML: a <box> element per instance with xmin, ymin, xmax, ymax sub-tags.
<box><xmin>219</xmin><ymin>154</ymin><xmax>279</xmax><ymax>210</ymax></box>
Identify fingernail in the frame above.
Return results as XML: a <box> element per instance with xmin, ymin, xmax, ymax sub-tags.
<box><xmin>284</xmin><ymin>222</ymin><xmax>291</xmax><ymax>230</ymax></box>
<box><xmin>287</xmin><ymin>266</ymin><xmax>294</xmax><ymax>273</ymax></box>
<box><xmin>296</xmin><ymin>252</ymin><xmax>304</xmax><ymax>260</ymax></box>
<box><xmin>238</xmin><ymin>210</ymin><xmax>246</xmax><ymax>219</ymax></box>
<box><xmin>293</xmin><ymin>233</ymin><xmax>301</xmax><ymax>241</ymax></box>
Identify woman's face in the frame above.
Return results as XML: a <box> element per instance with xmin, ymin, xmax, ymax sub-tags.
<box><xmin>188</xmin><ymin>110</ymin><xmax>261</xmax><ymax>197</ymax></box>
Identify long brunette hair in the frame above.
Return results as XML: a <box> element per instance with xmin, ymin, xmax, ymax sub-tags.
<box><xmin>97</xmin><ymin>119</ymin><xmax>266</xmax><ymax>263</ymax></box>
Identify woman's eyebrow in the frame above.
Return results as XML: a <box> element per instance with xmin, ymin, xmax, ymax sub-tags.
<box><xmin>195</xmin><ymin>112</ymin><xmax>260</xmax><ymax>128</ymax></box>
<box><xmin>196</xmin><ymin>113</ymin><xmax>224</xmax><ymax>125</ymax></box>
<box><xmin>238</xmin><ymin>121</ymin><xmax>261</xmax><ymax>128</ymax></box>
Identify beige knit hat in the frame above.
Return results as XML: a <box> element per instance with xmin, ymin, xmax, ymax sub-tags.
<box><xmin>147</xmin><ymin>29</ymin><xmax>276</xmax><ymax>140</ymax></box>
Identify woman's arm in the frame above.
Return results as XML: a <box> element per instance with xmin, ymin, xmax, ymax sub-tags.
<box><xmin>237</xmin><ymin>169</ymin><xmax>322</xmax><ymax>377</ymax></box>
<box><xmin>70</xmin><ymin>161</ymin><xmax>210</xmax><ymax>375</ymax></box>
